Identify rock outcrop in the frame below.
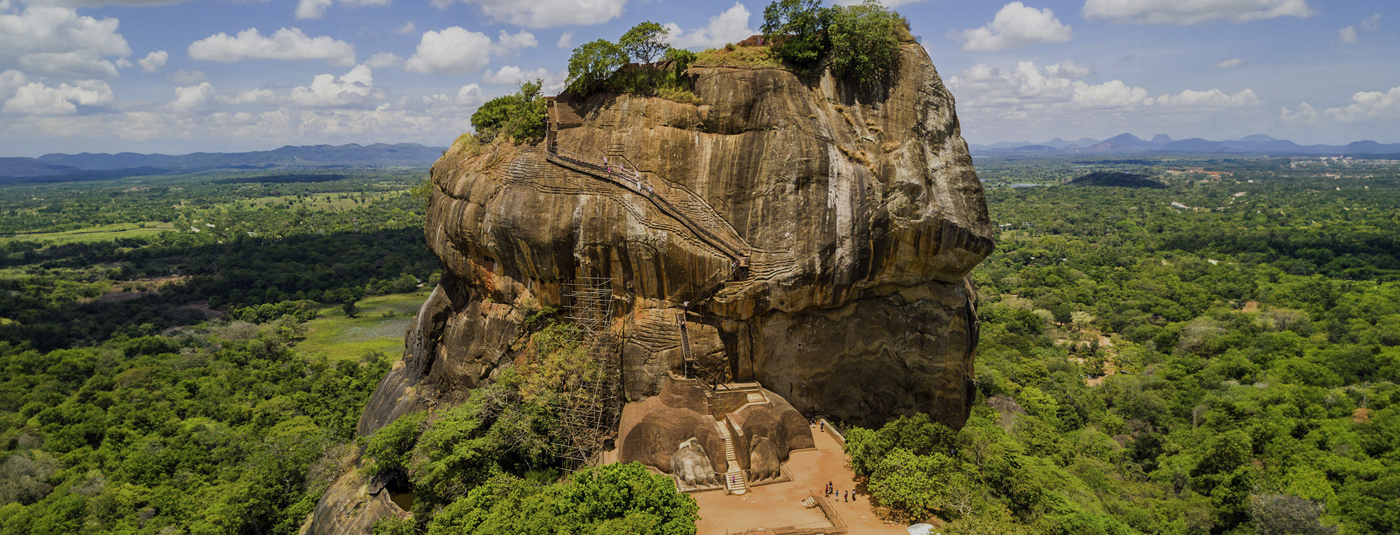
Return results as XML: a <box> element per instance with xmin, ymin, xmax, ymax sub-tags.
<box><xmin>308</xmin><ymin>38</ymin><xmax>992</xmax><ymax>532</ymax></box>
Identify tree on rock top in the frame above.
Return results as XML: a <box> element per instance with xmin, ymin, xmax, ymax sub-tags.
<box><xmin>567</xmin><ymin>40</ymin><xmax>629</xmax><ymax>95</ymax></box>
<box><xmin>620</xmin><ymin>21</ymin><xmax>670</xmax><ymax>64</ymax></box>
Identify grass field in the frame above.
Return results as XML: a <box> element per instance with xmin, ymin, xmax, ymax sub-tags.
<box><xmin>0</xmin><ymin>221</ymin><xmax>176</xmax><ymax>245</ymax></box>
<box><xmin>294</xmin><ymin>290</ymin><xmax>431</xmax><ymax>360</ymax></box>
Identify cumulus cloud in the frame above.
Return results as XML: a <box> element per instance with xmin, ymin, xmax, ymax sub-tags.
<box><xmin>663</xmin><ymin>2</ymin><xmax>755</xmax><ymax>49</ymax></box>
<box><xmin>1338</xmin><ymin>14</ymin><xmax>1380</xmax><ymax>44</ymax></box>
<box><xmin>115</xmin><ymin>57</ymin><xmax>132</xmax><ymax>68</ymax></box>
<box><xmin>223</xmin><ymin>88</ymin><xmax>275</xmax><ymax>106</ymax></box>
<box><xmin>295</xmin><ymin>0</ymin><xmax>391</xmax><ymax>20</ymax></box>
<box><xmin>1215</xmin><ymin>58</ymin><xmax>1244</xmax><ymax>68</ymax></box>
<box><xmin>291</xmin><ymin>65</ymin><xmax>374</xmax><ymax>107</ymax></box>
<box><xmin>405</xmin><ymin>27</ymin><xmax>493</xmax><ymax>74</ymax></box>
<box><xmin>166</xmin><ymin>69</ymin><xmax>206</xmax><ymax>85</ymax></box>
<box><xmin>1280</xmin><ymin>102</ymin><xmax>1317</xmax><ymax>124</ymax></box>
<box><xmin>456</xmin><ymin>83</ymin><xmax>484</xmax><ymax>105</ymax></box>
<box><xmin>396</xmin><ymin>21</ymin><xmax>415</xmax><ymax>34</ymax></box>
<box><xmin>1322</xmin><ymin>86</ymin><xmax>1400</xmax><ymax>122</ymax></box>
<box><xmin>1337</xmin><ymin>26</ymin><xmax>1358</xmax><ymax>44</ymax></box>
<box><xmin>483</xmin><ymin>65</ymin><xmax>566</xmax><ymax>91</ymax></box>
<box><xmin>557</xmin><ymin>30</ymin><xmax>574</xmax><ymax>49</ymax></box>
<box><xmin>138</xmin><ymin>50</ymin><xmax>168</xmax><ymax>73</ymax></box>
<box><xmin>951</xmin><ymin>2</ymin><xmax>1072</xmax><ymax>52</ymax></box>
<box><xmin>1082</xmin><ymin>0</ymin><xmax>1314</xmax><ymax>25</ymax></box>
<box><xmin>364</xmin><ymin>52</ymin><xmax>401</xmax><ymax>68</ymax></box>
<box><xmin>188</xmin><ymin>27</ymin><xmax>356</xmax><ymax>66</ymax></box>
<box><xmin>494</xmin><ymin>30</ymin><xmax>538</xmax><ymax>54</ymax></box>
<box><xmin>170</xmin><ymin>81</ymin><xmax>216</xmax><ymax>112</ymax></box>
<box><xmin>0</xmin><ymin>6</ymin><xmax>131</xmax><ymax>80</ymax></box>
<box><xmin>950</xmin><ymin>60</ymin><xmax>1258</xmax><ymax>111</ymax></box>
<box><xmin>2</xmin><ymin>79</ymin><xmax>113</xmax><ymax>115</ymax></box>
<box><xmin>431</xmin><ymin>0</ymin><xmax>628</xmax><ymax>29</ymax></box>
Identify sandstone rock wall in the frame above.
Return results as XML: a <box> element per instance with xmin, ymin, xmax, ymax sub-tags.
<box><xmin>309</xmin><ymin>40</ymin><xmax>992</xmax><ymax>533</ymax></box>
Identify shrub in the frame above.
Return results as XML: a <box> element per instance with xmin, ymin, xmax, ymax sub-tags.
<box><xmin>471</xmin><ymin>80</ymin><xmax>547</xmax><ymax>143</ymax></box>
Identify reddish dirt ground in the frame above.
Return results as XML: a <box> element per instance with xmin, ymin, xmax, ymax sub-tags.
<box><xmin>693</xmin><ymin>426</ymin><xmax>908</xmax><ymax>535</ymax></box>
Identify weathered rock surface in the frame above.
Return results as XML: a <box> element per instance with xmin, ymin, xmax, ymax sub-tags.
<box><xmin>309</xmin><ymin>39</ymin><xmax>992</xmax><ymax>532</ymax></box>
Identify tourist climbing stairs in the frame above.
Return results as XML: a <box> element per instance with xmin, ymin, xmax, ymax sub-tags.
<box><xmin>714</xmin><ymin>419</ymin><xmax>747</xmax><ymax>494</ymax></box>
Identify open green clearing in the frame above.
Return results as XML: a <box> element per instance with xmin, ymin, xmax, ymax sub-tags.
<box><xmin>295</xmin><ymin>290</ymin><xmax>432</xmax><ymax>360</ymax></box>
<box><xmin>0</xmin><ymin>221</ymin><xmax>175</xmax><ymax>245</ymax></box>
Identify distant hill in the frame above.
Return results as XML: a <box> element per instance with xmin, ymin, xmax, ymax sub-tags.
<box><xmin>0</xmin><ymin>143</ymin><xmax>445</xmax><ymax>184</ymax></box>
<box><xmin>971</xmin><ymin>134</ymin><xmax>1400</xmax><ymax>156</ymax></box>
<box><xmin>1068</xmin><ymin>171</ymin><xmax>1167</xmax><ymax>189</ymax></box>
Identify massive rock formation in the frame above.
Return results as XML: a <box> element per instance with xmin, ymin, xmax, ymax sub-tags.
<box><xmin>307</xmin><ymin>38</ymin><xmax>992</xmax><ymax>533</ymax></box>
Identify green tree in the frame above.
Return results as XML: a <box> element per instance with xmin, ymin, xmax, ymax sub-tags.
<box><xmin>342</xmin><ymin>300</ymin><xmax>360</xmax><ymax>318</ymax></box>
<box><xmin>827</xmin><ymin>0</ymin><xmax>903</xmax><ymax>87</ymax></box>
<box><xmin>567</xmin><ymin>40</ymin><xmax>629</xmax><ymax>95</ymax></box>
<box><xmin>761</xmin><ymin>0</ymin><xmax>831</xmax><ymax>69</ymax></box>
<box><xmin>619</xmin><ymin>22</ymin><xmax>671</xmax><ymax>64</ymax></box>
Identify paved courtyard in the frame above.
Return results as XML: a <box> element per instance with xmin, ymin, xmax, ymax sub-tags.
<box><xmin>694</xmin><ymin>425</ymin><xmax>908</xmax><ymax>535</ymax></box>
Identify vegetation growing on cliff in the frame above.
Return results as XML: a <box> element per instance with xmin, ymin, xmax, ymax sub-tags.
<box><xmin>565</xmin><ymin>22</ymin><xmax>701</xmax><ymax>104</ymax></box>
<box><xmin>761</xmin><ymin>0</ymin><xmax>907</xmax><ymax>87</ymax></box>
<box><xmin>842</xmin><ymin>160</ymin><xmax>1400</xmax><ymax>535</ymax></box>
<box><xmin>471</xmin><ymin>80</ymin><xmax>548</xmax><ymax>144</ymax></box>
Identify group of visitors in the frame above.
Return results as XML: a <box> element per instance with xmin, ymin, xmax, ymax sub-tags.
<box><xmin>824</xmin><ymin>481</ymin><xmax>856</xmax><ymax>503</ymax></box>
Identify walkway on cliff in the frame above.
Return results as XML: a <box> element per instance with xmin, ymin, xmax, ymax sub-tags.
<box><xmin>544</xmin><ymin>97</ymin><xmax>772</xmax><ymax>304</ymax></box>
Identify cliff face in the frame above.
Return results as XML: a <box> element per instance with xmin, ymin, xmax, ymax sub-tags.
<box><xmin>308</xmin><ymin>41</ymin><xmax>992</xmax><ymax>533</ymax></box>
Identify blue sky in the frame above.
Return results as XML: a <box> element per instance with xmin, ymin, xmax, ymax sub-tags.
<box><xmin>0</xmin><ymin>0</ymin><xmax>1395</xmax><ymax>155</ymax></box>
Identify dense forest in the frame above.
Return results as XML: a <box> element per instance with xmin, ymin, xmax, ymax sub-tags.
<box><xmin>845</xmin><ymin>156</ymin><xmax>1400</xmax><ymax>534</ymax></box>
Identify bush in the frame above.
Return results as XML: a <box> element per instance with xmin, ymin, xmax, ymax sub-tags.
<box><xmin>363</xmin><ymin>411</ymin><xmax>427</xmax><ymax>477</ymax></box>
<box><xmin>471</xmin><ymin>80</ymin><xmax>547</xmax><ymax>143</ymax></box>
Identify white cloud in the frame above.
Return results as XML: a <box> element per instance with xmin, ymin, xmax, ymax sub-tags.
<box><xmin>291</xmin><ymin>65</ymin><xmax>374</xmax><ymax>107</ymax></box>
<box><xmin>296</xmin><ymin>0</ymin><xmax>391</xmax><ymax>20</ymax></box>
<box><xmin>483</xmin><ymin>65</ymin><xmax>566</xmax><ymax>91</ymax></box>
<box><xmin>138</xmin><ymin>50</ymin><xmax>168</xmax><ymax>73</ymax></box>
<box><xmin>456</xmin><ymin>83</ymin><xmax>484</xmax><ymax>105</ymax></box>
<box><xmin>12</xmin><ymin>0</ymin><xmax>191</xmax><ymax>6</ymax></box>
<box><xmin>556</xmin><ymin>30</ymin><xmax>574</xmax><ymax>49</ymax></box>
<box><xmin>295</xmin><ymin>0</ymin><xmax>332</xmax><ymax>19</ymax></box>
<box><xmin>396</xmin><ymin>21</ymin><xmax>415</xmax><ymax>34</ymax></box>
<box><xmin>1215</xmin><ymin>58</ymin><xmax>1244</xmax><ymax>68</ymax></box>
<box><xmin>1338</xmin><ymin>26</ymin><xmax>1357</xmax><ymax>44</ymax></box>
<box><xmin>166</xmin><ymin>69</ymin><xmax>206</xmax><ymax>85</ymax></box>
<box><xmin>494</xmin><ymin>30</ymin><xmax>537</xmax><ymax>55</ymax></box>
<box><xmin>1360</xmin><ymin>14</ymin><xmax>1381</xmax><ymax>32</ymax></box>
<box><xmin>3</xmin><ymin>79</ymin><xmax>113</xmax><ymax>115</ymax></box>
<box><xmin>115</xmin><ymin>57</ymin><xmax>132</xmax><ymax>68</ymax></box>
<box><xmin>405</xmin><ymin>27</ymin><xmax>493</xmax><ymax>74</ymax></box>
<box><xmin>832</xmin><ymin>0</ymin><xmax>923</xmax><ymax>6</ymax></box>
<box><xmin>1280</xmin><ymin>102</ymin><xmax>1317</xmax><ymax>124</ymax></box>
<box><xmin>1338</xmin><ymin>14</ymin><xmax>1381</xmax><ymax>44</ymax></box>
<box><xmin>663</xmin><ymin>2</ymin><xmax>755</xmax><ymax>49</ymax></box>
<box><xmin>0</xmin><ymin>70</ymin><xmax>29</xmax><ymax>102</ymax></box>
<box><xmin>1082</xmin><ymin>0</ymin><xmax>1314</xmax><ymax>25</ymax></box>
<box><xmin>951</xmin><ymin>2</ymin><xmax>1072</xmax><ymax>52</ymax></box>
<box><xmin>170</xmin><ymin>81</ymin><xmax>216</xmax><ymax>112</ymax></box>
<box><xmin>364</xmin><ymin>52</ymin><xmax>401</xmax><ymax>68</ymax></box>
<box><xmin>431</xmin><ymin>0</ymin><xmax>628</xmax><ymax>29</ymax></box>
<box><xmin>1156</xmin><ymin>88</ymin><xmax>1259</xmax><ymax>107</ymax></box>
<box><xmin>0</xmin><ymin>6</ymin><xmax>131</xmax><ymax>80</ymax></box>
<box><xmin>188</xmin><ymin>27</ymin><xmax>356</xmax><ymax>66</ymax></box>
<box><xmin>1323</xmin><ymin>86</ymin><xmax>1400</xmax><ymax>122</ymax></box>
<box><xmin>222</xmin><ymin>88</ymin><xmax>275</xmax><ymax>105</ymax></box>
<box><xmin>950</xmin><ymin>60</ymin><xmax>1257</xmax><ymax>111</ymax></box>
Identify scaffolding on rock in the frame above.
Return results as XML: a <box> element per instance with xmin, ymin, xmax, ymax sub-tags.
<box><xmin>551</xmin><ymin>276</ymin><xmax>622</xmax><ymax>467</ymax></box>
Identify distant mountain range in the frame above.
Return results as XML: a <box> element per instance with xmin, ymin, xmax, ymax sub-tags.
<box><xmin>970</xmin><ymin>134</ymin><xmax>1400</xmax><ymax>157</ymax></box>
<box><xmin>0</xmin><ymin>143</ymin><xmax>446</xmax><ymax>184</ymax></box>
